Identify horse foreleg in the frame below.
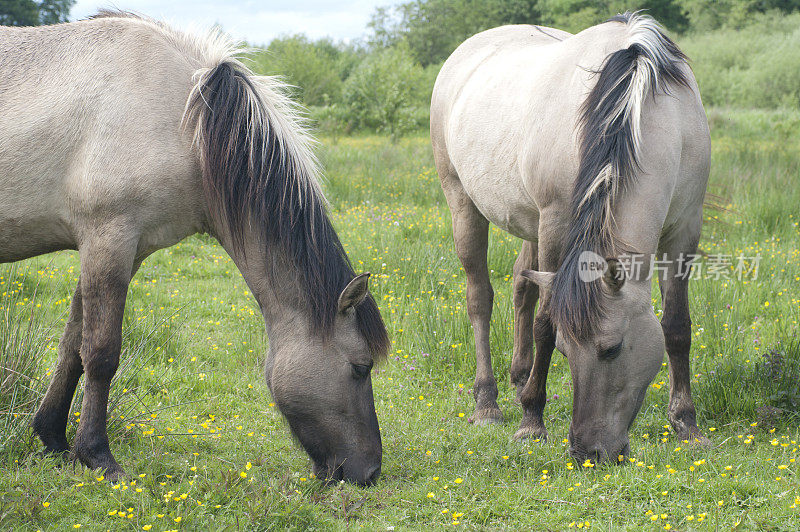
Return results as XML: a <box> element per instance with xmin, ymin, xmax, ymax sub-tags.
<box><xmin>660</xmin><ymin>252</ymin><xmax>709</xmax><ymax>444</ymax></box>
<box><xmin>514</xmin><ymin>304</ymin><xmax>554</xmax><ymax>442</ymax></box>
<box><xmin>510</xmin><ymin>240</ymin><xmax>538</xmax><ymax>399</ymax></box>
<box><xmin>71</xmin><ymin>233</ymin><xmax>136</xmax><ymax>479</ymax></box>
<box><xmin>32</xmin><ymin>281</ymin><xmax>84</xmax><ymax>455</ymax></box>
<box><xmin>447</xmin><ymin>192</ymin><xmax>501</xmax><ymax>425</ymax></box>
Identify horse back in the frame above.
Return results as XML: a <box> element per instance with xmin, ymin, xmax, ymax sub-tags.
<box><xmin>432</xmin><ymin>21</ymin><xmax>707</xmax><ymax>244</ymax></box>
<box><xmin>0</xmin><ymin>19</ymin><xmax>207</xmax><ymax>262</ymax></box>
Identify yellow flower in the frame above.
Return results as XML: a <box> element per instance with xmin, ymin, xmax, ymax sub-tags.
<box><xmin>143</xmin><ymin>526</ymin><xmax>153</xmax><ymax>531</ymax></box>
<box><xmin>240</xmin><ymin>472</ymin><xmax>247</xmax><ymax>478</ymax></box>
<box><xmin>454</xmin><ymin>478</ymin><xmax>463</xmax><ymax>484</ymax></box>
<box><xmin>42</xmin><ymin>502</ymin><xmax>50</xmax><ymax>508</ymax></box>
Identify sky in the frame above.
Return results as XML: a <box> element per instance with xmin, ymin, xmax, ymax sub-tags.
<box><xmin>71</xmin><ymin>0</ymin><xmax>398</xmax><ymax>45</ymax></box>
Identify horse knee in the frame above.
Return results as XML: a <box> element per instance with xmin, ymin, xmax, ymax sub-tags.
<box><xmin>81</xmin><ymin>341</ymin><xmax>121</xmax><ymax>381</ymax></box>
<box><xmin>513</xmin><ymin>275</ymin><xmax>536</xmax><ymax>309</ymax></box>
<box><xmin>533</xmin><ymin>312</ymin><xmax>554</xmax><ymax>345</ymax></box>
<box><xmin>466</xmin><ymin>282</ymin><xmax>493</xmax><ymax>318</ymax></box>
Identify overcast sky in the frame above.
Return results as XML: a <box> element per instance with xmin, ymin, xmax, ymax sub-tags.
<box><xmin>71</xmin><ymin>1</ymin><xmax>397</xmax><ymax>45</ymax></box>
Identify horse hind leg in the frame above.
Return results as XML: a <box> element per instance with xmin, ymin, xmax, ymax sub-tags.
<box><xmin>439</xmin><ymin>168</ymin><xmax>502</xmax><ymax>426</ymax></box>
<box><xmin>510</xmin><ymin>240</ymin><xmax>538</xmax><ymax>401</ymax></box>
<box><xmin>70</xmin><ymin>230</ymin><xmax>138</xmax><ymax>479</ymax></box>
<box><xmin>32</xmin><ymin>281</ymin><xmax>84</xmax><ymax>455</ymax></box>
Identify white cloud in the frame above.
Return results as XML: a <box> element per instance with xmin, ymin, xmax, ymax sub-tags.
<box><xmin>71</xmin><ymin>0</ymin><xmax>396</xmax><ymax>45</ymax></box>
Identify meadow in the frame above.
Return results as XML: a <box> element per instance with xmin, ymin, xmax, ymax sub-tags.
<box><xmin>1</xmin><ymin>107</ymin><xmax>799</xmax><ymax>530</ymax></box>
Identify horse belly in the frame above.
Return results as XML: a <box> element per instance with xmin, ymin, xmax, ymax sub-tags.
<box><xmin>0</xmin><ymin>159</ymin><xmax>75</xmax><ymax>262</ymax></box>
<box><xmin>460</xmin><ymin>171</ymin><xmax>539</xmax><ymax>241</ymax></box>
<box><xmin>0</xmin><ymin>214</ymin><xmax>73</xmax><ymax>263</ymax></box>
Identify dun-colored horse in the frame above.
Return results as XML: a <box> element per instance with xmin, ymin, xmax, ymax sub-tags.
<box><xmin>432</xmin><ymin>13</ymin><xmax>710</xmax><ymax>462</ymax></box>
<box><xmin>0</xmin><ymin>11</ymin><xmax>389</xmax><ymax>485</ymax></box>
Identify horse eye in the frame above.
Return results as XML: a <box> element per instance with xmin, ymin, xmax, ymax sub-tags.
<box><xmin>599</xmin><ymin>342</ymin><xmax>623</xmax><ymax>360</ymax></box>
<box><xmin>351</xmin><ymin>363</ymin><xmax>372</xmax><ymax>379</ymax></box>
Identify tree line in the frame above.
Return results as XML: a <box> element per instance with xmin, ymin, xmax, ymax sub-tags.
<box><xmin>250</xmin><ymin>0</ymin><xmax>800</xmax><ymax>138</ymax></box>
<box><xmin>3</xmin><ymin>0</ymin><xmax>798</xmax><ymax>138</ymax></box>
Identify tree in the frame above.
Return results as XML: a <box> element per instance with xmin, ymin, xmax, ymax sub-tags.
<box><xmin>0</xmin><ymin>0</ymin><xmax>75</xmax><ymax>26</ymax></box>
<box><xmin>38</xmin><ymin>0</ymin><xmax>75</xmax><ymax>24</ymax></box>
<box><xmin>368</xmin><ymin>0</ymin><xmax>540</xmax><ymax>66</ymax></box>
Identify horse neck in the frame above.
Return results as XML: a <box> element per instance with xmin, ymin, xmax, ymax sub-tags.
<box><xmin>216</xmin><ymin>225</ymin><xmax>312</xmax><ymax>341</ymax></box>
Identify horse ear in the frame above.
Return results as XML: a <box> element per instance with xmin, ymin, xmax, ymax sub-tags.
<box><xmin>603</xmin><ymin>258</ymin><xmax>626</xmax><ymax>292</ymax></box>
<box><xmin>520</xmin><ymin>269</ymin><xmax>554</xmax><ymax>290</ymax></box>
<box><xmin>338</xmin><ymin>273</ymin><xmax>371</xmax><ymax>314</ymax></box>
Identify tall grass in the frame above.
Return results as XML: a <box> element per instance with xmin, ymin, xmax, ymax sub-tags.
<box><xmin>679</xmin><ymin>13</ymin><xmax>800</xmax><ymax>109</ymax></box>
<box><xmin>0</xmin><ymin>265</ymin><xmax>185</xmax><ymax>458</ymax></box>
<box><xmin>0</xmin><ymin>266</ymin><xmax>54</xmax><ymax>456</ymax></box>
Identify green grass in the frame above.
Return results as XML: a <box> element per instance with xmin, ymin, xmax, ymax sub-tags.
<box><xmin>1</xmin><ymin>108</ymin><xmax>799</xmax><ymax>530</ymax></box>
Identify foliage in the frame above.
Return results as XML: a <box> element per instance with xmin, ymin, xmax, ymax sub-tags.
<box><xmin>368</xmin><ymin>0</ymin><xmax>541</xmax><ymax>66</ymax></box>
<box><xmin>679</xmin><ymin>0</ymin><xmax>800</xmax><ymax>30</ymax></box>
<box><xmin>247</xmin><ymin>35</ymin><xmax>362</xmax><ymax>107</ymax></box>
<box><xmin>0</xmin><ymin>0</ymin><xmax>74</xmax><ymax>26</ymax></box>
<box><xmin>342</xmin><ymin>45</ymin><xmax>427</xmax><ymax>141</ymax></box>
<box><xmin>680</xmin><ymin>12</ymin><xmax>800</xmax><ymax>108</ymax></box>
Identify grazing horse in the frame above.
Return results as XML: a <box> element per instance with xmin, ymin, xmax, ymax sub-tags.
<box><xmin>431</xmin><ymin>13</ymin><xmax>710</xmax><ymax>462</ymax></box>
<box><xmin>0</xmin><ymin>11</ymin><xmax>389</xmax><ymax>485</ymax></box>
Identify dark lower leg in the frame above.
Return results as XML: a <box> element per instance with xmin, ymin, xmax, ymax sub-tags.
<box><xmin>32</xmin><ymin>283</ymin><xmax>84</xmax><ymax>454</ymax></box>
<box><xmin>662</xmin><ymin>276</ymin><xmax>707</xmax><ymax>443</ymax></box>
<box><xmin>514</xmin><ymin>310</ymin><xmax>555</xmax><ymax>441</ymax></box>
<box><xmin>510</xmin><ymin>241</ymin><xmax>538</xmax><ymax>396</ymax></box>
<box><xmin>467</xmin><ymin>268</ymin><xmax>501</xmax><ymax>425</ymax></box>
<box><xmin>70</xmin><ymin>249</ymin><xmax>132</xmax><ymax>479</ymax></box>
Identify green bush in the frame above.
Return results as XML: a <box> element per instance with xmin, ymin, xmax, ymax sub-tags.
<box><xmin>342</xmin><ymin>45</ymin><xmax>427</xmax><ymax>140</ymax></box>
<box><xmin>248</xmin><ymin>36</ymin><xmax>358</xmax><ymax>106</ymax></box>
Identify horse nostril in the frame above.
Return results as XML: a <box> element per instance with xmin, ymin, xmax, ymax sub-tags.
<box><xmin>364</xmin><ymin>465</ymin><xmax>381</xmax><ymax>486</ymax></box>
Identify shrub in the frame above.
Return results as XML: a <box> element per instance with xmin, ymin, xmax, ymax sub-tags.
<box><xmin>248</xmin><ymin>35</ymin><xmax>352</xmax><ymax>106</ymax></box>
<box><xmin>342</xmin><ymin>45</ymin><xmax>427</xmax><ymax>140</ymax></box>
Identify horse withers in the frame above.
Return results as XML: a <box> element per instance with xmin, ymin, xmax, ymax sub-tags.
<box><xmin>0</xmin><ymin>11</ymin><xmax>389</xmax><ymax>485</ymax></box>
<box><xmin>431</xmin><ymin>13</ymin><xmax>710</xmax><ymax>462</ymax></box>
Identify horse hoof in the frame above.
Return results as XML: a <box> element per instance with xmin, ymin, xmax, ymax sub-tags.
<box><xmin>468</xmin><ymin>408</ymin><xmax>503</xmax><ymax>426</ymax></box>
<box><xmin>513</xmin><ymin>425</ymin><xmax>548</xmax><ymax>442</ymax></box>
<box><xmin>103</xmin><ymin>465</ymin><xmax>127</xmax><ymax>482</ymax></box>
<box><xmin>678</xmin><ymin>432</ymin><xmax>712</xmax><ymax>447</ymax></box>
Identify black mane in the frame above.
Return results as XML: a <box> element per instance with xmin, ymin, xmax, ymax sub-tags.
<box><xmin>549</xmin><ymin>13</ymin><xmax>690</xmax><ymax>340</ymax></box>
<box><xmin>188</xmin><ymin>60</ymin><xmax>389</xmax><ymax>359</ymax></box>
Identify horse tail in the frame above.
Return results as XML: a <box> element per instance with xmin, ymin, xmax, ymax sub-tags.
<box><xmin>550</xmin><ymin>12</ymin><xmax>691</xmax><ymax>339</ymax></box>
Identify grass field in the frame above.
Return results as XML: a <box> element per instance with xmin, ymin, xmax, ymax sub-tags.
<box><xmin>1</xmin><ymin>108</ymin><xmax>799</xmax><ymax>530</ymax></box>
